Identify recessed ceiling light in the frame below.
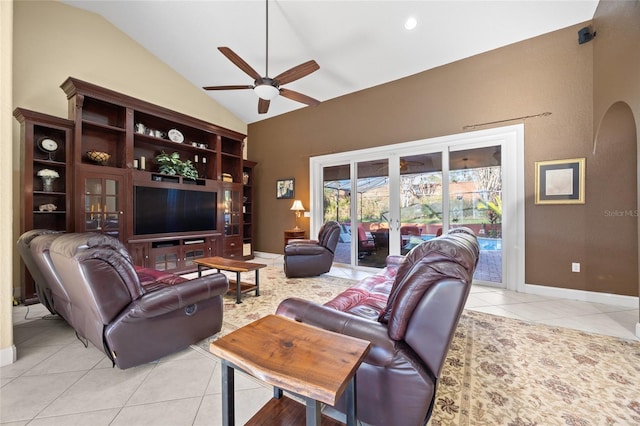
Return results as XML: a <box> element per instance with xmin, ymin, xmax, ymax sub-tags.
<box><xmin>405</xmin><ymin>17</ymin><xmax>417</xmax><ymax>30</ymax></box>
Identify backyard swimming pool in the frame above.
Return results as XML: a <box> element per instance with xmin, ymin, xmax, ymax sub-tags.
<box><xmin>420</xmin><ymin>235</ymin><xmax>502</xmax><ymax>251</ymax></box>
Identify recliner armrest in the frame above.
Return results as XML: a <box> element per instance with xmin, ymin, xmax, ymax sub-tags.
<box><xmin>284</xmin><ymin>244</ymin><xmax>327</xmax><ymax>256</ymax></box>
<box><xmin>287</xmin><ymin>239</ymin><xmax>319</xmax><ymax>245</ymax></box>
<box><xmin>276</xmin><ymin>297</ymin><xmax>396</xmax><ymax>366</ymax></box>
<box><xmin>124</xmin><ymin>273</ymin><xmax>229</xmax><ymax>320</ymax></box>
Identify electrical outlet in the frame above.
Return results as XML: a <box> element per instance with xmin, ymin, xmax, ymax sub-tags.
<box><xmin>571</xmin><ymin>262</ymin><xmax>580</xmax><ymax>273</ymax></box>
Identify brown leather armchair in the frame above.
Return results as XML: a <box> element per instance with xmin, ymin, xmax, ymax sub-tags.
<box><xmin>46</xmin><ymin>232</ymin><xmax>229</xmax><ymax>369</ymax></box>
<box><xmin>277</xmin><ymin>228</ymin><xmax>479</xmax><ymax>425</ymax></box>
<box><xmin>283</xmin><ymin>221</ymin><xmax>341</xmax><ymax>278</ymax></box>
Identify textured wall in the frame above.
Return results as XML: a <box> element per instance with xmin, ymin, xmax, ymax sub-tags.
<box><xmin>249</xmin><ymin>17</ymin><xmax>638</xmax><ymax>297</ymax></box>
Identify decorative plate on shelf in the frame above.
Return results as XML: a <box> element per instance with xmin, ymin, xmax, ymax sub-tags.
<box><xmin>168</xmin><ymin>129</ymin><xmax>184</xmax><ymax>143</ymax></box>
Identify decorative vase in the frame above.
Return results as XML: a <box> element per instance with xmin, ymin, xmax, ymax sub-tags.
<box><xmin>41</xmin><ymin>176</ymin><xmax>56</xmax><ymax>192</ymax></box>
<box><xmin>242</xmin><ymin>172</ymin><xmax>249</xmax><ymax>185</ymax></box>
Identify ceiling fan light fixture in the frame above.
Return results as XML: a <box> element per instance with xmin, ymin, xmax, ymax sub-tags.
<box><xmin>254</xmin><ymin>84</ymin><xmax>279</xmax><ymax>100</ymax></box>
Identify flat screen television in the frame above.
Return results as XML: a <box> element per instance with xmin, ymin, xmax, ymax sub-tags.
<box><xmin>134</xmin><ymin>186</ymin><xmax>217</xmax><ymax>235</ymax></box>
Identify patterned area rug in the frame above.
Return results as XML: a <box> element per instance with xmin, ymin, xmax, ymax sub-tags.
<box><xmin>431</xmin><ymin>310</ymin><xmax>640</xmax><ymax>426</ymax></box>
<box><xmin>192</xmin><ymin>266</ymin><xmax>355</xmax><ymax>350</ymax></box>
<box><xmin>193</xmin><ymin>267</ymin><xmax>640</xmax><ymax>425</ymax></box>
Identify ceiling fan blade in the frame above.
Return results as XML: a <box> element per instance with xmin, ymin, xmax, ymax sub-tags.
<box><xmin>279</xmin><ymin>88</ymin><xmax>320</xmax><ymax>107</ymax></box>
<box><xmin>274</xmin><ymin>60</ymin><xmax>319</xmax><ymax>86</ymax></box>
<box><xmin>202</xmin><ymin>85</ymin><xmax>253</xmax><ymax>91</ymax></box>
<box><xmin>258</xmin><ymin>98</ymin><xmax>270</xmax><ymax>114</ymax></box>
<box><xmin>218</xmin><ymin>47</ymin><xmax>262</xmax><ymax>81</ymax></box>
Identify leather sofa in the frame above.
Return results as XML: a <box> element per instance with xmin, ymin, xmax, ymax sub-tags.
<box><xmin>277</xmin><ymin>227</ymin><xmax>479</xmax><ymax>425</ymax></box>
<box><xmin>283</xmin><ymin>221</ymin><xmax>341</xmax><ymax>278</ymax></box>
<box><xmin>18</xmin><ymin>230</ymin><xmax>229</xmax><ymax>369</ymax></box>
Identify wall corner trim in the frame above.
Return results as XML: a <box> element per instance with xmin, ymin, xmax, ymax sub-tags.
<box><xmin>0</xmin><ymin>345</ymin><xmax>17</xmax><ymax>367</ymax></box>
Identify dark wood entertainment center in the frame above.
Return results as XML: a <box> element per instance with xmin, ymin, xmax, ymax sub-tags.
<box><xmin>15</xmin><ymin>77</ymin><xmax>255</xmax><ymax>304</ymax></box>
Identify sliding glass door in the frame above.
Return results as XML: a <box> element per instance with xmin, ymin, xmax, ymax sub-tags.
<box><xmin>312</xmin><ymin>125</ymin><xmax>524</xmax><ymax>290</ymax></box>
<box><xmin>449</xmin><ymin>146</ymin><xmax>502</xmax><ymax>284</ymax></box>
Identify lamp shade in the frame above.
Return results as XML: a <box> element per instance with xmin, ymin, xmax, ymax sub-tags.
<box><xmin>290</xmin><ymin>200</ymin><xmax>305</xmax><ymax>211</ymax></box>
<box><xmin>254</xmin><ymin>84</ymin><xmax>279</xmax><ymax>100</ymax></box>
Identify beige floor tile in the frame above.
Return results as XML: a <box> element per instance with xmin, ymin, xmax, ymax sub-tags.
<box><xmin>0</xmin><ymin>344</ymin><xmax>65</xmax><ymax>379</ymax></box>
<box><xmin>112</xmin><ymin>397</ymin><xmax>202</xmax><ymax>426</ymax></box>
<box><xmin>126</xmin><ymin>355</ymin><xmax>215</xmax><ymax>405</ymax></box>
<box><xmin>0</xmin><ymin>371</ymin><xmax>85</xmax><ymax>423</ymax></box>
<box><xmin>27</xmin><ymin>408</ymin><xmax>119</xmax><ymax>426</ymax></box>
<box><xmin>206</xmin><ymin>362</ymin><xmax>271</xmax><ymax>396</ymax></box>
<box><xmin>470</xmin><ymin>290</ymin><xmax>549</xmax><ymax>306</ymax></box>
<box><xmin>16</xmin><ymin>323</ymin><xmax>78</xmax><ymax>348</ymax></box>
<box><xmin>497</xmin><ymin>301</ymin><xmax>569</xmax><ymax>321</ymax></box>
<box><xmin>194</xmin><ymin>386</ymin><xmax>273</xmax><ymax>426</ymax></box>
<box><xmin>466</xmin><ymin>305</ymin><xmax>530</xmax><ymax>321</ymax></box>
<box><xmin>156</xmin><ymin>345</ymin><xmax>209</xmax><ymax>364</ymax></box>
<box><xmin>38</xmin><ymin>364</ymin><xmax>154</xmax><ymax>418</ymax></box>
<box><xmin>23</xmin><ymin>342</ymin><xmax>106</xmax><ymax>376</ymax></box>
<box><xmin>538</xmin><ymin>312</ymin><xmax>639</xmax><ymax>341</ymax></box>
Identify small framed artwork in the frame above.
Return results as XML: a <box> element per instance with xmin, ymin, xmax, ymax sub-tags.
<box><xmin>276</xmin><ymin>178</ymin><xmax>295</xmax><ymax>199</ymax></box>
<box><xmin>535</xmin><ymin>158</ymin><xmax>585</xmax><ymax>204</ymax></box>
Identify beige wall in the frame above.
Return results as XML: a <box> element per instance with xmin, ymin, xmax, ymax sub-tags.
<box><xmin>1</xmin><ymin>0</ymin><xmax>15</xmax><ymax>364</ymax></box>
<box><xmin>249</xmin><ymin>13</ymin><xmax>639</xmax><ymax>298</ymax></box>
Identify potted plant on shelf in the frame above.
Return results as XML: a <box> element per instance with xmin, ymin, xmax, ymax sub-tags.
<box><xmin>155</xmin><ymin>151</ymin><xmax>198</xmax><ymax>179</ymax></box>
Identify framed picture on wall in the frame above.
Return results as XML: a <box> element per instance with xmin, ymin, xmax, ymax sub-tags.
<box><xmin>535</xmin><ymin>158</ymin><xmax>585</xmax><ymax>204</ymax></box>
<box><xmin>276</xmin><ymin>178</ymin><xmax>295</xmax><ymax>199</ymax></box>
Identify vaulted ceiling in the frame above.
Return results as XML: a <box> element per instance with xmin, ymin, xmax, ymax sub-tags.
<box><xmin>63</xmin><ymin>1</ymin><xmax>599</xmax><ymax>124</ymax></box>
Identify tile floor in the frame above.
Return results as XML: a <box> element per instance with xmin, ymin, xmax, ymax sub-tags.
<box><xmin>2</xmin><ymin>254</ymin><xmax>638</xmax><ymax>425</ymax></box>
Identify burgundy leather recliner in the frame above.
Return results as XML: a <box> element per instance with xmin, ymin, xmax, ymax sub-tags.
<box><xmin>276</xmin><ymin>227</ymin><xmax>479</xmax><ymax>425</ymax></box>
<box><xmin>42</xmin><ymin>232</ymin><xmax>229</xmax><ymax>369</ymax></box>
<box><xmin>283</xmin><ymin>221</ymin><xmax>341</xmax><ymax>278</ymax></box>
<box><xmin>16</xmin><ymin>229</ymin><xmax>69</xmax><ymax>321</ymax></box>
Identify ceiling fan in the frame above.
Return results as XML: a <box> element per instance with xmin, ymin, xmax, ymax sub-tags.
<box><xmin>203</xmin><ymin>0</ymin><xmax>320</xmax><ymax>114</ymax></box>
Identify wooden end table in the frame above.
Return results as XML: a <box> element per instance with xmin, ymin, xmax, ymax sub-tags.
<box><xmin>284</xmin><ymin>229</ymin><xmax>306</xmax><ymax>246</ymax></box>
<box><xmin>209</xmin><ymin>314</ymin><xmax>371</xmax><ymax>426</ymax></box>
<box><xmin>193</xmin><ymin>256</ymin><xmax>266</xmax><ymax>304</ymax></box>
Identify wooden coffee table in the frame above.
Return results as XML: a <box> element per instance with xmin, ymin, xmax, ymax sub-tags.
<box><xmin>209</xmin><ymin>314</ymin><xmax>371</xmax><ymax>426</ymax></box>
<box><xmin>193</xmin><ymin>256</ymin><xmax>266</xmax><ymax>304</ymax></box>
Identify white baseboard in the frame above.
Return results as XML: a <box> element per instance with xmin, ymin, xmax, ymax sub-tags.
<box><xmin>636</xmin><ymin>322</ymin><xmax>640</xmax><ymax>339</ymax></box>
<box><xmin>0</xmin><ymin>344</ymin><xmax>16</xmax><ymax>367</ymax></box>
<box><xmin>524</xmin><ymin>282</ymin><xmax>639</xmax><ymax>309</ymax></box>
<box><xmin>254</xmin><ymin>251</ymin><xmax>283</xmax><ymax>260</ymax></box>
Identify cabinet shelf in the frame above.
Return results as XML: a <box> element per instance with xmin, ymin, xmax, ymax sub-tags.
<box><xmin>33</xmin><ymin>159</ymin><xmax>66</xmax><ymax>167</ymax></box>
<box><xmin>134</xmin><ymin>133</ymin><xmax>216</xmax><ymax>154</ymax></box>
<box><xmin>33</xmin><ymin>191</ymin><xmax>66</xmax><ymax>196</ymax></box>
<box><xmin>82</xmin><ymin>119</ymin><xmax>126</xmax><ymax>133</ymax></box>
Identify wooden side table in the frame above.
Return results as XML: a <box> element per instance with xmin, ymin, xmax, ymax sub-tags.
<box><xmin>209</xmin><ymin>314</ymin><xmax>371</xmax><ymax>426</ymax></box>
<box><xmin>284</xmin><ymin>229</ymin><xmax>306</xmax><ymax>246</ymax></box>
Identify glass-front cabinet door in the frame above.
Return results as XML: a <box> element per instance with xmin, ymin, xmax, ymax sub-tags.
<box><xmin>223</xmin><ymin>185</ymin><xmax>241</xmax><ymax>237</ymax></box>
<box><xmin>79</xmin><ymin>170</ymin><xmax>125</xmax><ymax>240</ymax></box>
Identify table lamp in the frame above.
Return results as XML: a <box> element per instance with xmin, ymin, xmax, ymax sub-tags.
<box><xmin>290</xmin><ymin>200</ymin><xmax>305</xmax><ymax>231</ymax></box>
